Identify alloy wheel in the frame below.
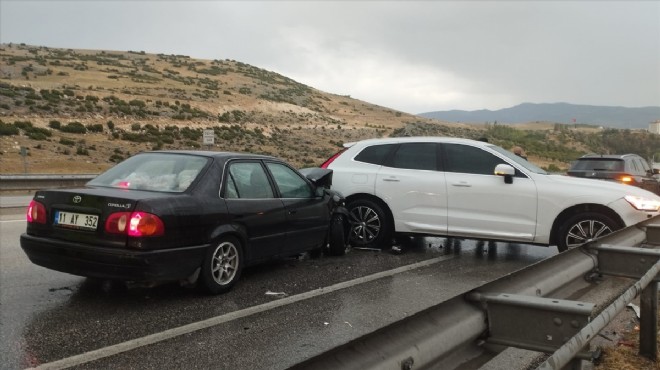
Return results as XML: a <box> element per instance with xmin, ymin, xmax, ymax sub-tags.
<box><xmin>211</xmin><ymin>241</ymin><xmax>239</xmax><ymax>285</ymax></box>
<box><xmin>565</xmin><ymin>219</ymin><xmax>612</xmax><ymax>248</ymax></box>
<box><xmin>349</xmin><ymin>205</ymin><xmax>381</xmax><ymax>244</ymax></box>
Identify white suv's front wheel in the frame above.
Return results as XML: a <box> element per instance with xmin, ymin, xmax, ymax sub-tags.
<box><xmin>347</xmin><ymin>198</ymin><xmax>392</xmax><ymax>249</ymax></box>
<box><xmin>557</xmin><ymin>212</ymin><xmax>620</xmax><ymax>252</ymax></box>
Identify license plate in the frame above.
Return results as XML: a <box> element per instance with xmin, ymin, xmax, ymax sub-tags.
<box><xmin>54</xmin><ymin>211</ymin><xmax>99</xmax><ymax>231</ymax></box>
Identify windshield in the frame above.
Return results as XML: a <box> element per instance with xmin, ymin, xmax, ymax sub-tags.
<box><xmin>488</xmin><ymin>145</ymin><xmax>548</xmax><ymax>175</ymax></box>
<box><xmin>88</xmin><ymin>153</ymin><xmax>209</xmax><ymax>192</ymax></box>
<box><xmin>570</xmin><ymin>159</ymin><xmax>624</xmax><ymax>171</ymax></box>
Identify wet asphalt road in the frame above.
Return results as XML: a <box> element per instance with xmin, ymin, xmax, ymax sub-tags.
<box><xmin>0</xmin><ymin>206</ymin><xmax>558</xmax><ymax>370</ymax></box>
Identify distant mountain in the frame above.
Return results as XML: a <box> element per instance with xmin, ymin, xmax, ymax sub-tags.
<box><xmin>419</xmin><ymin>103</ymin><xmax>660</xmax><ymax>129</ymax></box>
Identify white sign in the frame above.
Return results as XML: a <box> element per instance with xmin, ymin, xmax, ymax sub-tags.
<box><xmin>203</xmin><ymin>129</ymin><xmax>215</xmax><ymax>145</ymax></box>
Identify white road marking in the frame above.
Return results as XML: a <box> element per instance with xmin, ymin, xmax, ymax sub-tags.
<box><xmin>0</xmin><ymin>219</ymin><xmax>25</xmax><ymax>223</ymax></box>
<box><xmin>31</xmin><ymin>253</ymin><xmax>456</xmax><ymax>370</ymax></box>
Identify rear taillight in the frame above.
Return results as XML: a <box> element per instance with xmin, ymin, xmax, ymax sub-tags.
<box><xmin>321</xmin><ymin>148</ymin><xmax>347</xmax><ymax>169</ymax></box>
<box><xmin>26</xmin><ymin>200</ymin><xmax>47</xmax><ymax>224</ymax></box>
<box><xmin>105</xmin><ymin>211</ymin><xmax>164</xmax><ymax>237</ymax></box>
<box><xmin>105</xmin><ymin>212</ymin><xmax>130</xmax><ymax>234</ymax></box>
<box><xmin>128</xmin><ymin>212</ymin><xmax>164</xmax><ymax>237</ymax></box>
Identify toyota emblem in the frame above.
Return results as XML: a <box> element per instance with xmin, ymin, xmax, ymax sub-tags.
<box><xmin>73</xmin><ymin>195</ymin><xmax>82</xmax><ymax>203</ymax></box>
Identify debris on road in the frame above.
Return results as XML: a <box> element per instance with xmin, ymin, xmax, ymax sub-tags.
<box><xmin>265</xmin><ymin>290</ymin><xmax>288</xmax><ymax>298</ymax></box>
<box><xmin>627</xmin><ymin>303</ymin><xmax>640</xmax><ymax>319</ymax></box>
<box><xmin>354</xmin><ymin>247</ymin><xmax>381</xmax><ymax>252</ymax></box>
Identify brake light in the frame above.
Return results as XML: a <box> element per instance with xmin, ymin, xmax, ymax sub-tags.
<box><xmin>321</xmin><ymin>148</ymin><xmax>347</xmax><ymax>168</ymax></box>
<box><xmin>105</xmin><ymin>211</ymin><xmax>164</xmax><ymax>237</ymax></box>
<box><xmin>105</xmin><ymin>212</ymin><xmax>130</xmax><ymax>234</ymax></box>
<box><xmin>26</xmin><ymin>200</ymin><xmax>47</xmax><ymax>224</ymax></box>
<box><xmin>128</xmin><ymin>212</ymin><xmax>164</xmax><ymax>237</ymax></box>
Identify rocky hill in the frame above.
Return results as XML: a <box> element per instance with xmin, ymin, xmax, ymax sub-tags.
<box><xmin>1</xmin><ymin>43</ymin><xmax>465</xmax><ymax>173</ymax></box>
<box><xmin>1</xmin><ymin>43</ymin><xmax>658</xmax><ymax>175</ymax></box>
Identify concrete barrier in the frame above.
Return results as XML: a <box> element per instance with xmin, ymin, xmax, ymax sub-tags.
<box><xmin>0</xmin><ymin>174</ymin><xmax>98</xmax><ymax>194</ymax></box>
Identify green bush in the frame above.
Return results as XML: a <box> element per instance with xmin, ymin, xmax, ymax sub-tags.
<box><xmin>129</xmin><ymin>99</ymin><xmax>146</xmax><ymax>108</ymax></box>
<box><xmin>86</xmin><ymin>123</ymin><xmax>104</xmax><ymax>133</ymax></box>
<box><xmin>181</xmin><ymin>127</ymin><xmax>201</xmax><ymax>140</ymax></box>
<box><xmin>25</xmin><ymin>127</ymin><xmax>52</xmax><ymax>140</ymax></box>
<box><xmin>0</xmin><ymin>122</ymin><xmax>19</xmax><ymax>135</ymax></box>
<box><xmin>13</xmin><ymin>120</ymin><xmax>33</xmax><ymax>129</ymax></box>
<box><xmin>48</xmin><ymin>120</ymin><xmax>61</xmax><ymax>129</ymax></box>
<box><xmin>60</xmin><ymin>121</ymin><xmax>87</xmax><ymax>134</ymax></box>
<box><xmin>59</xmin><ymin>137</ymin><xmax>75</xmax><ymax>146</ymax></box>
<box><xmin>109</xmin><ymin>153</ymin><xmax>124</xmax><ymax>162</ymax></box>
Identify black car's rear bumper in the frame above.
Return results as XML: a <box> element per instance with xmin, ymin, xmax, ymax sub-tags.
<box><xmin>20</xmin><ymin>233</ymin><xmax>208</xmax><ymax>282</ymax></box>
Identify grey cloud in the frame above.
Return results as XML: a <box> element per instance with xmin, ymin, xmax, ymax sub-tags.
<box><xmin>1</xmin><ymin>1</ymin><xmax>658</xmax><ymax>113</ymax></box>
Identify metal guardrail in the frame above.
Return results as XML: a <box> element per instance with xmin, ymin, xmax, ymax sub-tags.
<box><xmin>0</xmin><ymin>174</ymin><xmax>98</xmax><ymax>192</ymax></box>
<box><xmin>292</xmin><ymin>215</ymin><xmax>660</xmax><ymax>370</ymax></box>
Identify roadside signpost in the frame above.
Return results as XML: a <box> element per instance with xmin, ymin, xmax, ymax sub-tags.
<box><xmin>20</xmin><ymin>146</ymin><xmax>28</xmax><ymax>173</ymax></box>
<box><xmin>202</xmin><ymin>129</ymin><xmax>214</xmax><ymax>150</ymax></box>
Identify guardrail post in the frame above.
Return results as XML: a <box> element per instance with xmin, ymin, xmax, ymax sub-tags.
<box><xmin>639</xmin><ymin>280</ymin><xmax>658</xmax><ymax>361</ymax></box>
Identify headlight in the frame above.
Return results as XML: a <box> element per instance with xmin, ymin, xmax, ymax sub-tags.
<box><xmin>624</xmin><ymin>195</ymin><xmax>660</xmax><ymax>211</ymax></box>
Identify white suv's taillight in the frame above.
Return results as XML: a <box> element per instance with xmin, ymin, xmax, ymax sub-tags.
<box><xmin>321</xmin><ymin>149</ymin><xmax>347</xmax><ymax>168</ymax></box>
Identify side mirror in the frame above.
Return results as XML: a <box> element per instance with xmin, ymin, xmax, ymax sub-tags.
<box><xmin>494</xmin><ymin>164</ymin><xmax>515</xmax><ymax>184</ymax></box>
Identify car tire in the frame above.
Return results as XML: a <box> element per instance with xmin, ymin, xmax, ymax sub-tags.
<box><xmin>557</xmin><ymin>212</ymin><xmax>620</xmax><ymax>252</ymax></box>
<box><xmin>347</xmin><ymin>198</ymin><xmax>392</xmax><ymax>249</ymax></box>
<box><xmin>199</xmin><ymin>236</ymin><xmax>243</xmax><ymax>294</ymax></box>
<box><xmin>327</xmin><ymin>214</ymin><xmax>348</xmax><ymax>256</ymax></box>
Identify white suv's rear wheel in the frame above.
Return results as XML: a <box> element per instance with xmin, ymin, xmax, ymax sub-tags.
<box><xmin>347</xmin><ymin>198</ymin><xmax>391</xmax><ymax>249</ymax></box>
<box><xmin>557</xmin><ymin>212</ymin><xmax>619</xmax><ymax>252</ymax></box>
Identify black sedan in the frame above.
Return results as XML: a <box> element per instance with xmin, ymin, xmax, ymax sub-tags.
<box><xmin>20</xmin><ymin>151</ymin><xmax>349</xmax><ymax>294</ymax></box>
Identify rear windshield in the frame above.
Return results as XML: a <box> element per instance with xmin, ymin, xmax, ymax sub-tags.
<box><xmin>571</xmin><ymin>159</ymin><xmax>624</xmax><ymax>171</ymax></box>
<box><xmin>88</xmin><ymin>153</ymin><xmax>209</xmax><ymax>192</ymax></box>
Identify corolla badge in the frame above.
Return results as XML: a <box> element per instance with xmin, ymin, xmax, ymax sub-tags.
<box><xmin>72</xmin><ymin>195</ymin><xmax>82</xmax><ymax>203</ymax></box>
<box><xmin>108</xmin><ymin>202</ymin><xmax>132</xmax><ymax>209</ymax></box>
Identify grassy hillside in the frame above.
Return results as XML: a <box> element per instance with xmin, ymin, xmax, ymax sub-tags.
<box><xmin>1</xmin><ymin>43</ymin><xmax>658</xmax><ymax>174</ymax></box>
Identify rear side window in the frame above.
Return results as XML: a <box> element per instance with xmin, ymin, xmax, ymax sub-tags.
<box><xmin>225</xmin><ymin>162</ymin><xmax>274</xmax><ymax>199</ymax></box>
<box><xmin>389</xmin><ymin>143</ymin><xmax>438</xmax><ymax>171</ymax></box>
<box><xmin>634</xmin><ymin>158</ymin><xmax>651</xmax><ymax>174</ymax></box>
<box><xmin>443</xmin><ymin>144</ymin><xmax>506</xmax><ymax>175</ymax></box>
<box><xmin>628</xmin><ymin>159</ymin><xmax>641</xmax><ymax>174</ymax></box>
<box><xmin>571</xmin><ymin>159</ymin><xmax>624</xmax><ymax>171</ymax></box>
<box><xmin>354</xmin><ymin>144</ymin><xmax>396</xmax><ymax>165</ymax></box>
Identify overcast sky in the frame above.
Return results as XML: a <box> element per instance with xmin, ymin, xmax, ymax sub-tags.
<box><xmin>1</xmin><ymin>1</ymin><xmax>658</xmax><ymax>114</ymax></box>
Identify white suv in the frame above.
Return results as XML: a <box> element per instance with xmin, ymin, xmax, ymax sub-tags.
<box><xmin>321</xmin><ymin>137</ymin><xmax>660</xmax><ymax>251</ymax></box>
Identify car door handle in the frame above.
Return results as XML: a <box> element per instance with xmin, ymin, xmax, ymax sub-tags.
<box><xmin>288</xmin><ymin>210</ymin><xmax>297</xmax><ymax>215</ymax></box>
<box><xmin>451</xmin><ymin>181</ymin><xmax>471</xmax><ymax>187</ymax></box>
<box><xmin>382</xmin><ymin>178</ymin><xmax>400</xmax><ymax>182</ymax></box>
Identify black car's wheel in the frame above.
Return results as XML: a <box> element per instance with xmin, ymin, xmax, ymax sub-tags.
<box><xmin>199</xmin><ymin>236</ymin><xmax>243</xmax><ymax>294</ymax></box>
<box><xmin>347</xmin><ymin>198</ymin><xmax>392</xmax><ymax>249</ymax></box>
<box><xmin>327</xmin><ymin>214</ymin><xmax>348</xmax><ymax>256</ymax></box>
<box><xmin>557</xmin><ymin>212</ymin><xmax>620</xmax><ymax>252</ymax></box>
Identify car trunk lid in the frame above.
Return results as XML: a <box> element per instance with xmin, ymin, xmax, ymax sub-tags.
<box><xmin>27</xmin><ymin>187</ymin><xmax>158</xmax><ymax>248</ymax></box>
